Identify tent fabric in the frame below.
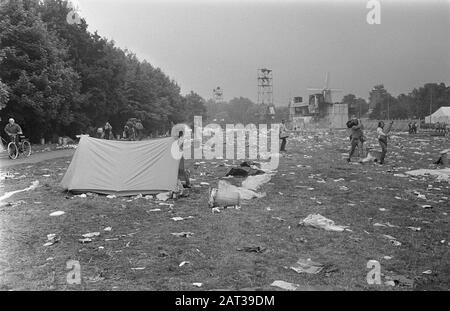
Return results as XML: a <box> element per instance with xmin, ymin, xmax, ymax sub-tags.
<box><xmin>425</xmin><ymin>106</ymin><xmax>450</xmax><ymax>124</ymax></box>
<box><xmin>61</xmin><ymin>136</ymin><xmax>180</xmax><ymax>196</ymax></box>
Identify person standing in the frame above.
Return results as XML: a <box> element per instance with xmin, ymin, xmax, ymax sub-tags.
<box><xmin>103</xmin><ymin>122</ymin><xmax>113</xmax><ymax>140</ymax></box>
<box><xmin>177</xmin><ymin>131</ymin><xmax>191</xmax><ymax>188</ymax></box>
<box><xmin>377</xmin><ymin>120</ymin><xmax>394</xmax><ymax>165</ymax></box>
<box><xmin>279</xmin><ymin>119</ymin><xmax>288</xmax><ymax>152</ymax></box>
<box><xmin>346</xmin><ymin>116</ymin><xmax>364</xmax><ymax>162</ymax></box>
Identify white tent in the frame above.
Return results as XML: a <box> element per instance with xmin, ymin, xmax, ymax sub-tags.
<box><xmin>425</xmin><ymin>106</ymin><xmax>450</xmax><ymax>124</ymax></box>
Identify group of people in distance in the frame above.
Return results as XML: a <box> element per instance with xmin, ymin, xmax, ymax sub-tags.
<box><xmin>434</xmin><ymin>122</ymin><xmax>448</xmax><ymax>134</ymax></box>
<box><xmin>408</xmin><ymin>121</ymin><xmax>417</xmax><ymax>134</ymax></box>
<box><xmin>95</xmin><ymin>120</ymin><xmax>144</xmax><ymax>141</ymax></box>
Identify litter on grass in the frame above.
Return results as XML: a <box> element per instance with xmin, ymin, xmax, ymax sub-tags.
<box><xmin>270</xmin><ymin>280</ymin><xmax>299</xmax><ymax>291</ymax></box>
<box><xmin>290</xmin><ymin>258</ymin><xmax>324</xmax><ymax>274</ymax></box>
<box><xmin>49</xmin><ymin>211</ymin><xmax>65</xmax><ymax>217</ymax></box>
<box><xmin>299</xmin><ymin>214</ymin><xmax>349</xmax><ymax>232</ymax></box>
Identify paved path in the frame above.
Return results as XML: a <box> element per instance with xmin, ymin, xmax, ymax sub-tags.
<box><xmin>0</xmin><ymin>149</ymin><xmax>74</xmax><ymax>168</ymax></box>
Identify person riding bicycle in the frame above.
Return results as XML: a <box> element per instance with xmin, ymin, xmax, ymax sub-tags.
<box><xmin>4</xmin><ymin>118</ymin><xmax>23</xmax><ymax>143</ymax></box>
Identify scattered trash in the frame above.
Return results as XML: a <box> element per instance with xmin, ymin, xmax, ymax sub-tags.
<box><xmin>237</xmin><ymin>246</ymin><xmax>266</xmax><ymax>253</ymax></box>
<box><xmin>383</xmin><ymin>235</ymin><xmax>402</xmax><ymax>246</ymax></box>
<box><xmin>179</xmin><ymin>261</ymin><xmax>190</xmax><ymax>267</ymax></box>
<box><xmin>82</xmin><ymin>232</ymin><xmax>100</xmax><ymax>238</ymax></box>
<box><xmin>209</xmin><ymin>186</ymin><xmax>241</xmax><ymax>208</ymax></box>
<box><xmin>299</xmin><ymin>214</ymin><xmax>349</xmax><ymax>232</ymax></box>
<box><xmin>216</xmin><ymin>180</ymin><xmax>264</xmax><ymax>201</ymax></box>
<box><xmin>225</xmin><ymin>167</ymin><xmax>264</xmax><ymax>177</ymax></box>
<box><xmin>103</xmin><ymin>227</ymin><xmax>112</xmax><ymax>231</ymax></box>
<box><xmin>156</xmin><ymin>192</ymin><xmax>171</xmax><ymax>201</ymax></box>
<box><xmin>171</xmin><ymin>232</ymin><xmax>194</xmax><ymax>238</ymax></box>
<box><xmin>148</xmin><ymin>208</ymin><xmax>161</xmax><ymax>212</ymax></box>
<box><xmin>49</xmin><ymin>211</ymin><xmax>65</xmax><ymax>217</ymax></box>
<box><xmin>78</xmin><ymin>238</ymin><xmax>92</xmax><ymax>244</ymax></box>
<box><xmin>385</xmin><ymin>274</ymin><xmax>414</xmax><ymax>287</ymax></box>
<box><xmin>405</xmin><ymin>168</ymin><xmax>450</xmax><ymax>183</ymax></box>
<box><xmin>106</xmin><ymin>194</ymin><xmax>116</xmax><ymax>199</ymax></box>
<box><xmin>43</xmin><ymin>234</ymin><xmax>60</xmax><ymax>247</ymax></box>
<box><xmin>422</xmin><ymin>270</ymin><xmax>432</xmax><ymax>274</ymax></box>
<box><xmin>241</xmin><ymin>174</ymin><xmax>272</xmax><ymax>191</ymax></box>
<box><xmin>290</xmin><ymin>258</ymin><xmax>324</xmax><ymax>274</ymax></box>
<box><xmin>407</xmin><ymin>226</ymin><xmax>421</xmax><ymax>231</ymax></box>
<box><xmin>77</xmin><ymin>193</ymin><xmax>87</xmax><ymax>198</ymax></box>
<box><xmin>192</xmin><ymin>282</ymin><xmax>203</xmax><ymax>287</ymax></box>
<box><xmin>131</xmin><ymin>267</ymin><xmax>145</xmax><ymax>271</ymax></box>
<box><xmin>270</xmin><ymin>280</ymin><xmax>299</xmax><ymax>291</ymax></box>
<box><xmin>171</xmin><ymin>216</ymin><xmax>194</xmax><ymax>221</ymax></box>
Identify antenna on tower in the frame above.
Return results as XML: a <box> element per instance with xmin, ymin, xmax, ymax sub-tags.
<box><xmin>257</xmin><ymin>68</ymin><xmax>273</xmax><ymax>106</ymax></box>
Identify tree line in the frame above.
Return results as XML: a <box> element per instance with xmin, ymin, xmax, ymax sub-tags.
<box><xmin>342</xmin><ymin>83</ymin><xmax>450</xmax><ymax>120</ymax></box>
<box><xmin>0</xmin><ymin>0</ymin><xmax>206</xmax><ymax>142</ymax></box>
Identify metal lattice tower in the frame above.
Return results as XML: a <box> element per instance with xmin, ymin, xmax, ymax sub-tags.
<box><xmin>257</xmin><ymin>68</ymin><xmax>273</xmax><ymax>106</ymax></box>
<box><xmin>213</xmin><ymin>86</ymin><xmax>224</xmax><ymax>103</ymax></box>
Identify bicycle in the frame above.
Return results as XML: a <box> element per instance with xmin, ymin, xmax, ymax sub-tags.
<box><xmin>3</xmin><ymin>134</ymin><xmax>32</xmax><ymax>159</ymax></box>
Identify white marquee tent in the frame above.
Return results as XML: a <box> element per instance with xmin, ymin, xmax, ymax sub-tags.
<box><xmin>425</xmin><ymin>106</ymin><xmax>450</xmax><ymax>124</ymax></box>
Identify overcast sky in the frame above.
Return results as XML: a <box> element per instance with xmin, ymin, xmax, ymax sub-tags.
<box><xmin>75</xmin><ymin>0</ymin><xmax>450</xmax><ymax>105</ymax></box>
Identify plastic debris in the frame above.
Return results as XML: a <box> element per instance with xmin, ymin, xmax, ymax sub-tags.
<box><xmin>192</xmin><ymin>283</ymin><xmax>203</xmax><ymax>287</ymax></box>
<box><xmin>299</xmin><ymin>214</ymin><xmax>349</xmax><ymax>232</ymax></box>
<box><xmin>383</xmin><ymin>234</ymin><xmax>402</xmax><ymax>246</ymax></box>
<box><xmin>78</xmin><ymin>238</ymin><xmax>92</xmax><ymax>243</ymax></box>
<box><xmin>43</xmin><ymin>234</ymin><xmax>60</xmax><ymax>246</ymax></box>
<box><xmin>82</xmin><ymin>232</ymin><xmax>100</xmax><ymax>238</ymax></box>
<box><xmin>49</xmin><ymin>211</ymin><xmax>65</xmax><ymax>217</ymax></box>
<box><xmin>171</xmin><ymin>232</ymin><xmax>194</xmax><ymax>238</ymax></box>
<box><xmin>290</xmin><ymin>258</ymin><xmax>324</xmax><ymax>274</ymax></box>
<box><xmin>237</xmin><ymin>246</ymin><xmax>266</xmax><ymax>253</ymax></box>
<box><xmin>385</xmin><ymin>274</ymin><xmax>414</xmax><ymax>287</ymax></box>
<box><xmin>103</xmin><ymin>227</ymin><xmax>112</xmax><ymax>231</ymax></box>
<box><xmin>270</xmin><ymin>280</ymin><xmax>299</xmax><ymax>291</ymax></box>
<box><xmin>217</xmin><ymin>180</ymin><xmax>265</xmax><ymax>201</ymax></box>
<box><xmin>171</xmin><ymin>216</ymin><xmax>194</xmax><ymax>221</ymax></box>
<box><xmin>106</xmin><ymin>194</ymin><xmax>116</xmax><ymax>199</ymax></box>
<box><xmin>156</xmin><ymin>192</ymin><xmax>171</xmax><ymax>201</ymax></box>
<box><xmin>179</xmin><ymin>261</ymin><xmax>190</xmax><ymax>267</ymax></box>
<box><xmin>405</xmin><ymin>168</ymin><xmax>450</xmax><ymax>182</ymax></box>
<box><xmin>241</xmin><ymin>174</ymin><xmax>272</xmax><ymax>191</ymax></box>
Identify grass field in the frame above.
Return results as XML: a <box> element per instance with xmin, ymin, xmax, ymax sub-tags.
<box><xmin>0</xmin><ymin>130</ymin><xmax>449</xmax><ymax>291</ymax></box>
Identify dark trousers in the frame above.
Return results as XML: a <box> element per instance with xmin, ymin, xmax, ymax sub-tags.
<box><xmin>379</xmin><ymin>138</ymin><xmax>387</xmax><ymax>164</ymax></box>
<box><xmin>178</xmin><ymin>157</ymin><xmax>190</xmax><ymax>186</ymax></box>
<box><xmin>280</xmin><ymin>138</ymin><xmax>287</xmax><ymax>151</ymax></box>
<box><xmin>349</xmin><ymin>138</ymin><xmax>363</xmax><ymax>158</ymax></box>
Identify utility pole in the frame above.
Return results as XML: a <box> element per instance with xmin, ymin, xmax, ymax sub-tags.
<box><xmin>429</xmin><ymin>87</ymin><xmax>433</xmax><ymax>124</ymax></box>
<box><xmin>359</xmin><ymin>100</ymin><xmax>362</xmax><ymax>119</ymax></box>
<box><xmin>387</xmin><ymin>96</ymin><xmax>390</xmax><ymax>120</ymax></box>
